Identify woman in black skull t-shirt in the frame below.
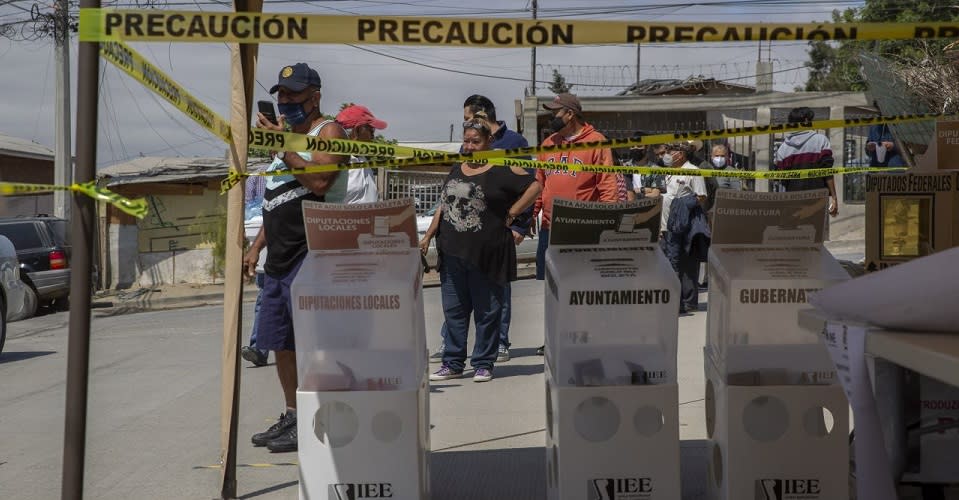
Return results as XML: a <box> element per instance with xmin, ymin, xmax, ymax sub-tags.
<box><xmin>418</xmin><ymin>118</ymin><xmax>541</xmax><ymax>383</ymax></box>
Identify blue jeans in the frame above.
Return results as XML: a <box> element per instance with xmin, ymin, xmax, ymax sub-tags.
<box><xmin>248</xmin><ymin>272</ymin><xmax>268</xmax><ymax>356</ymax></box>
<box><xmin>499</xmin><ymin>283</ymin><xmax>511</xmax><ymax>348</ymax></box>
<box><xmin>440</xmin><ymin>254</ymin><xmax>505</xmax><ymax>372</ymax></box>
<box><xmin>535</xmin><ymin>228</ymin><xmax>550</xmax><ymax>280</ymax></box>
<box><xmin>661</xmin><ymin>232</ymin><xmax>700</xmax><ymax>312</ymax></box>
<box><xmin>438</xmin><ymin>279</ymin><xmax>512</xmax><ymax>350</ymax></box>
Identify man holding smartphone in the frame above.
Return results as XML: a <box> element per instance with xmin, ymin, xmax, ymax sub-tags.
<box><xmin>243</xmin><ymin>62</ymin><xmax>348</xmax><ymax>453</ymax></box>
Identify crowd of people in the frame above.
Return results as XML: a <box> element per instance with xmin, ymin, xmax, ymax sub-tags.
<box><xmin>239</xmin><ymin>62</ymin><xmax>844</xmax><ymax>453</ymax></box>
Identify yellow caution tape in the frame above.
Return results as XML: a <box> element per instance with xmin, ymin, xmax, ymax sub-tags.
<box><xmin>221</xmin><ymin>171</ymin><xmax>244</xmax><ymax>193</ymax></box>
<box><xmin>100</xmin><ymin>41</ymin><xmax>232</xmax><ymax>143</ymax></box>
<box><xmin>488</xmin><ymin>157</ymin><xmax>907</xmax><ymax>180</ymax></box>
<box><xmin>220</xmin><ymin>154</ymin><xmax>904</xmax><ymax>194</ymax></box>
<box><xmin>245</xmin><ymin>112</ymin><xmax>950</xmax><ymax>174</ymax></box>
<box><xmin>90</xmin><ymin>29</ymin><xmax>945</xmax><ymax>197</ymax></box>
<box><xmin>100</xmin><ymin>38</ymin><xmax>950</xmax><ymax>177</ymax></box>
<box><xmin>75</xmin><ymin>181</ymin><xmax>150</xmax><ymax>218</ymax></box>
<box><xmin>0</xmin><ymin>181</ymin><xmax>149</xmax><ymax>218</ymax></box>
<box><xmin>246</xmin><ymin>128</ymin><xmax>449</xmax><ymax>161</ymax></box>
<box><xmin>87</xmin><ymin>34</ymin><xmax>939</xmax><ymax>196</ymax></box>
<box><xmin>0</xmin><ymin>182</ymin><xmax>63</xmax><ymax>195</ymax></box>
<box><xmin>79</xmin><ymin>9</ymin><xmax>959</xmax><ymax>46</ymax></box>
<box><xmin>223</xmin><ymin>112</ymin><xmax>943</xmax><ymax>193</ymax></box>
<box><xmin>98</xmin><ymin>40</ymin><xmax>448</xmax><ymax>193</ymax></box>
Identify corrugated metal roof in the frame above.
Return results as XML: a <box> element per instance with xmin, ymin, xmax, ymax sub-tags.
<box><xmin>98</xmin><ymin>156</ymin><xmax>270</xmax><ymax>186</ymax></box>
<box><xmin>616</xmin><ymin>76</ymin><xmax>755</xmax><ymax>96</ymax></box>
<box><xmin>0</xmin><ymin>133</ymin><xmax>55</xmax><ymax>160</ymax></box>
<box><xmin>98</xmin><ymin>145</ymin><xmax>458</xmax><ymax>186</ymax></box>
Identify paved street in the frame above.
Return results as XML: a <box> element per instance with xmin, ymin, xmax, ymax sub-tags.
<box><xmin>0</xmin><ymin>280</ymin><xmax>709</xmax><ymax>499</ymax></box>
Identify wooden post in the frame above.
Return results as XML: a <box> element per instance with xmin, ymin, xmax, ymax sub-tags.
<box><xmin>220</xmin><ymin>1</ymin><xmax>262</xmax><ymax>498</ymax></box>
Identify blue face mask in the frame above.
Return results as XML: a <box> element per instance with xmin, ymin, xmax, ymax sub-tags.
<box><xmin>277</xmin><ymin>96</ymin><xmax>313</xmax><ymax>126</ymax></box>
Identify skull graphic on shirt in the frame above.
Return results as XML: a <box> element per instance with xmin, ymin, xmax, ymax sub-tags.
<box><xmin>442</xmin><ymin>178</ymin><xmax>486</xmax><ymax>232</ymax></box>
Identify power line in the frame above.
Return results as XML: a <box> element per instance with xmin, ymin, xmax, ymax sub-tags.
<box><xmin>347</xmin><ymin>43</ymin><xmax>532</xmax><ymax>82</ymax></box>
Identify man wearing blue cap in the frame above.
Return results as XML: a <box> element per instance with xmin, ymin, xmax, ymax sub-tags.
<box><xmin>243</xmin><ymin>62</ymin><xmax>348</xmax><ymax>453</ymax></box>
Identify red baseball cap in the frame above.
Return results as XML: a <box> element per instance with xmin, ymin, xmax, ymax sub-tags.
<box><xmin>336</xmin><ymin>105</ymin><xmax>388</xmax><ymax>130</ymax></box>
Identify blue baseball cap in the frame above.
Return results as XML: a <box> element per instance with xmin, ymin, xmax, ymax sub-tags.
<box><xmin>269</xmin><ymin>63</ymin><xmax>322</xmax><ymax>94</ymax></box>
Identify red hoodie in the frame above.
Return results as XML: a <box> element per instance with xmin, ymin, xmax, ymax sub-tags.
<box><xmin>533</xmin><ymin>123</ymin><xmax>620</xmax><ymax>230</ymax></box>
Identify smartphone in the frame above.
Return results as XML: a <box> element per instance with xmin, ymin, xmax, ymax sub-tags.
<box><xmin>257</xmin><ymin>100</ymin><xmax>277</xmax><ymax>125</ymax></box>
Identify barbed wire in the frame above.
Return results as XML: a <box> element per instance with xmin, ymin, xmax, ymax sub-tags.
<box><xmin>0</xmin><ymin>0</ymin><xmax>164</xmax><ymax>41</ymax></box>
<box><xmin>536</xmin><ymin>59</ymin><xmax>813</xmax><ymax>93</ymax></box>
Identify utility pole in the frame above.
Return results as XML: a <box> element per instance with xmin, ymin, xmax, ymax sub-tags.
<box><xmin>755</xmin><ymin>40</ymin><xmax>773</xmax><ymax>93</ymax></box>
<box><xmin>62</xmin><ymin>0</ymin><xmax>99</xmax><ymax>495</ymax></box>
<box><xmin>635</xmin><ymin>43</ymin><xmax>641</xmax><ymax>85</ymax></box>
<box><xmin>529</xmin><ymin>0</ymin><xmax>537</xmax><ymax>96</ymax></box>
<box><xmin>53</xmin><ymin>0</ymin><xmax>72</xmax><ymax>220</ymax></box>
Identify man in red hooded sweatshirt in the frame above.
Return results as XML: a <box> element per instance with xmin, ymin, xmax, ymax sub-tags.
<box><xmin>533</xmin><ymin>93</ymin><xmax>624</xmax><ymax>355</ymax></box>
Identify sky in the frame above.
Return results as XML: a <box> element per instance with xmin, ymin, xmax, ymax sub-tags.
<box><xmin>0</xmin><ymin>0</ymin><xmax>866</xmax><ymax>168</ymax></box>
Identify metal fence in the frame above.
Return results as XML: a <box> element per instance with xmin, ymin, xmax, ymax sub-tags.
<box><xmin>382</xmin><ymin>170</ymin><xmax>447</xmax><ymax>215</ymax></box>
<box><xmin>841</xmin><ymin>123</ymin><xmax>872</xmax><ymax>204</ymax></box>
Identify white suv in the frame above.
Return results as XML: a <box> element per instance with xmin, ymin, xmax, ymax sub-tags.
<box><xmin>0</xmin><ymin>235</ymin><xmax>31</xmax><ymax>354</ymax></box>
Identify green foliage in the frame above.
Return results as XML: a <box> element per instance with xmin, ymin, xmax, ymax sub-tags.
<box><xmin>210</xmin><ymin>207</ymin><xmax>228</xmax><ymax>277</ymax></box>
<box><xmin>187</xmin><ymin>207</ymin><xmax>228</xmax><ymax>278</ymax></box>
<box><xmin>248</xmin><ymin>146</ymin><xmax>271</xmax><ymax>158</ymax></box>
<box><xmin>804</xmin><ymin>0</ymin><xmax>959</xmax><ymax>91</ymax></box>
<box><xmin>548</xmin><ymin>69</ymin><xmax>572</xmax><ymax>94</ymax></box>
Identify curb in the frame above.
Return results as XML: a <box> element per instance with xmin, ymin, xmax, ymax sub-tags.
<box><xmin>93</xmin><ymin>264</ymin><xmax>539</xmax><ymax>317</ymax></box>
<box><xmin>94</xmin><ymin>288</ymin><xmax>261</xmax><ymax>317</ymax></box>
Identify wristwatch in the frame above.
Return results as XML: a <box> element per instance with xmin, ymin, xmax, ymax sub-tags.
<box><xmin>276</xmin><ymin>151</ymin><xmax>285</xmax><ymax>160</ymax></box>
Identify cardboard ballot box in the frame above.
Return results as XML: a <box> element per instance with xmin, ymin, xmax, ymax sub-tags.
<box><xmin>296</xmin><ymin>385</ymin><xmax>430</xmax><ymax>500</ymax></box>
<box><xmin>291</xmin><ymin>199</ymin><xmax>429</xmax><ymax>500</ymax></box>
<box><xmin>545</xmin><ymin>368</ymin><xmax>680</xmax><ymax>500</ymax></box>
<box><xmin>545</xmin><ymin>244</ymin><xmax>679</xmax><ymax>386</ymax></box>
<box><xmin>705</xmin><ymin>244</ymin><xmax>848</xmax><ymax>380</ymax></box>
<box><xmin>706</xmin><ymin>189</ymin><xmax>848</xmax><ymax>379</ymax></box>
<box><xmin>544</xmin><ymin>198</ymin><xmax>681</xmax><ymax>500</ymax></box>
<box><xmin>705</xmin><ymin>190</ymin><xmax>850</xmax><ymax>500</ymax></box>
<box><xmin>704</xmin><ymin>356</ymin><xmax>849</xmax><ymax>500</ymax></box>
<box><xmin>292</xmin><ymin>250</ymin><xmax>426</xmax><ymax>391</ymax></box>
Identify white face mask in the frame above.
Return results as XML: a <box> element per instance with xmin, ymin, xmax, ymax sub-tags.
<box><xmin>661</xmin><ymin>153</ymin><xmax>675</xmax><ymax>167</ymax></box>
<box><xmin>711</xmin><ymin>156</ymin><xmax>727</xmax><ymax>168</ymax></box>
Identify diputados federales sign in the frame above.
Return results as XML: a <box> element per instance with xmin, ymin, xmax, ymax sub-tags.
<box><xmin>864</xmin><ymin>170</ymin><xmax>959</xmax><ymax>272</ymax></box>
<box><xmin>78</xmin><ymin>9</ymin><xmax>959</xmax><ymax>45</ymax></box>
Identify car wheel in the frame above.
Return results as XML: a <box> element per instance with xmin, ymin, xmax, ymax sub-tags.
<box><xmin>52</xmin><ymin>296</ymin><xmax>70</xmax><ymax>312</ymax></box>
<box><xmin>21</xmin><ymin>283</ymin><xmax>38</xmax><ymax>319</ymax></box>
<box><xmin>0</xmin><ymin>293</ymin><xmax>6</xmax><ymax>354</ymax></box>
